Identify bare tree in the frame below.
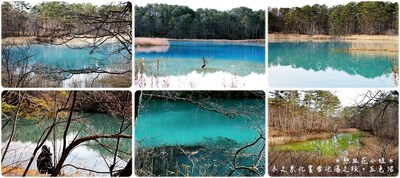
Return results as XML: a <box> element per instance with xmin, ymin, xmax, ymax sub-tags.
<box><xmin>2</xmin><ymin>91</ymin><xmax>26</xmax><ymax>162</ymax></box>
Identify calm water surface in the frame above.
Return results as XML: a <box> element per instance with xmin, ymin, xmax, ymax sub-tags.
<box><xmin>135</xmin><ymin>99</ymin><xmax>265</xmax><ymax>147</ymax></box>
<box><xmin>1</xmin><ymin>114</ymin><xmax>131</xmax><ymax>176</ymax></box>
<box><xmin>135</xmin><ymin>41</ymin><xmax>265</xmax><ymax>76</ymax></box>
<box><xmin>10</xmin><ymin>43</ymin><xmax>128</xmax><ymax>70</ymax></box>
<box><xmin>135</xmin><ymin>99</ymin><xmax>265</xmax><ymax>176</ymax></box>
<box><xmin>269</xmin><ymin>41</ymin><xmax>398</xmax><ymax>87</ymax></box>
<box><xmin>272</xmin><ymin>132</ymin><xmax>364</xmax><ymax>156</ymax></box>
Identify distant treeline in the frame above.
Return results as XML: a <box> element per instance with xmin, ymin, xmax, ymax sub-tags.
<box><xmin>135</xmin><ymin>4</ymin><xmax>265</xmax><ymax>39</ymax></box>
<box><xmin>269</xmin><ymin>1</ymin><xmax>398</xmax><ymax>35</ymax></box>
<box><xmin>1</xmin><ymin>1</ymin><xmax>129</xmax><ymax>38</ymax></box>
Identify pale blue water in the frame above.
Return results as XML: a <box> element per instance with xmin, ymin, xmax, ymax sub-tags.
<box><xmin>9</xmin><ymin>43</ymin><xmax>129</xmax><ymax>70</ymax></box>
<box><xmin>135</xmin><ymin>99</ymin><xmax>265</xmax><ymax>147</ymax></box>
<box><xmin>135</xmin><ymin>41</ymin><xmax>265</xmax><ymax>76</ymax></box>
<box><xmin>269</xmin><ymin>42</ymin><xmax>398</xmax><ymax>87</ymax></box>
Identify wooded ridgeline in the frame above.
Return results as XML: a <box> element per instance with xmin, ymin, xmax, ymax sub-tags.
<box><xmin>1</xmin><ymin>1</ymin><xmax>131</xmax><ymax>38</ymax></box>
<box><xmin>135</xmin><ymin>4</ymin><xmax>265</xmax><ymax>39</ymax></box>
<box><xmin>269</xmin><ymin>2</ymin><xmax>398</xmax><ymax>35</ymax></box>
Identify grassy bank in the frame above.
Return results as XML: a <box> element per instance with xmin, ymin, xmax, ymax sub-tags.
<box><xmin>269</xmin><ymin>33</ymin><xmax>398</xmax><ymax>42</ymax></box>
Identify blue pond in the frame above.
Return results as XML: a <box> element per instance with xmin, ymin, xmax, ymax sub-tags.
<box><xmin>134</xmin><ymin>97</ymin><xmax>266</xmax><ymax>176</ymax></box>
<box><xmin>10</xmin><ymin>43</ymin><xmax>128</xmax><ymax>70</ymax></box>
<box><xmin>135</xmin><ymin>41</ymin><xmax>265</xmax><ymax>76</ymax></box>
<box><xmin>135</xmin><ymin>99</ymin><xmax>264</xmax><ymax>147</ymax></box>
<box><xmin>268</xmin><ymin>41</ymin><xmax>398</xmax><ymax>87</ymax></box>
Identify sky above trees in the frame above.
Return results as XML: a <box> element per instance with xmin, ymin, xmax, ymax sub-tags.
<box><xmin>269</xmin><ymin>0</ymin><xmax>369</xmax><ymax>8</ymax></box>
<box><xmin>135</xmin><ymin>0</ymin><xmax>264</xmax><ymax>11</ymax></box>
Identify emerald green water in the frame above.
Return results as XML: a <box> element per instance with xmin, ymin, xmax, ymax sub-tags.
<box><xmin>135</xmin><ymin>98</ymin><xmax>265</xmax><ymax>176</ymax></box>
<box><xmin>1</xmin><ymin>113</ymin><xmax>132</xmax><ymax>176</ymax></box>
<box><xmin>135</xmin><ymin>99</ymin><xmax>265</xmax><ymax>147</ymax></box>
<box><xmin>272</xmin><ymin>132</ymin><xmax>364</xmax><ymax>155</ymax></box>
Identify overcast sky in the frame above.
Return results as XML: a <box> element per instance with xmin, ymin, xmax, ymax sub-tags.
<box><xmin>134</xmin><ymin>0</ymin><xmax>265</xmax><ymax>11</ymax></box>
<box><xmin>335</xmin><ymin>90</ymin><xmax>374</xmax><ymax>107</ymax></box>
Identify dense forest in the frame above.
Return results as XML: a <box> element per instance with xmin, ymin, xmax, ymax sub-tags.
<box><xmin>1</xmin><ymin>1</ymin><xmax>132</xmax><ymax>88</ymax></box>
<box><xmin>269</xmin><ymin>90</ymin><xmax>398</xmax><ymax>176</ymax></box>
<box><xmin>2</xmin><ymin>1</ymin><xmax>131</xmax><ymax>39</ymax></box>
<box><xmin>268</xmin><ymin>1</ymin><xmax>398</xmax><ymax>35</ymax></box>
<box><xmin>135</xmin><ymin>4</ymin><xmax>265</xmax><ymax>39</ymax></box>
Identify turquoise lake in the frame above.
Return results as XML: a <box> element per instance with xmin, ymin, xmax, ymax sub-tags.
<box><xmin>135</xmin><ymin>41</ymin><xmax>265</xmax><ymax>76</ymax></box>
<box><xmin>268</xmin><ymin>41</ymin><xmax>398</xmax><ymax>87</ymax></box>
<box><xmin>135</xmin><ymin>99</ymin><xmax>265</xmax><ymax>147</ymax></box>
<box><xmin>135</xmin><ymin>97</ymin><xmax>265</xmax><ymax>176</ymax></box>
<box><xmin>9</xmin><ymin>43</ymin><xmax>129</xmax><ymax>70</ymax></box>
<box><xmin>1</xmin><ymin>114</ymin><xmax>131</xmax><ymax>176</ymax></box>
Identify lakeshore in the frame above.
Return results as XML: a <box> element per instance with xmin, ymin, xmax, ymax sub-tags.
<box><xmin>3</xmin><ymin>35</ymin><xmax>129</xmax><ymax>46</ymax></box>
<box><xmin>135</xmin><ymin>37</ymin><xmax>265</xmax><ymax>47</ymax></box>
<box><xmin>269</xmin><ymin>33</ymin><xmax>398</xmax><ymax>43</ymax></box>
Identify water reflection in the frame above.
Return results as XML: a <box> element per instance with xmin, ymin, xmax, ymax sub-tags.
<box><xmin>6</xmin><ymin>43</ymin><xmax>128</xmax><ymax>70</ymax></box>
<box><xmin>136</xmin><ymin>46</ymin><xmax>170</xmax><ymax>53</ymax></box>
<box><xmin>1</xmin><ymin>114</ymin><xmax>132</xmax><ymax>176</ymax></box>
<box><xmin>269</xmin><ymin>41</ymin><xmax>398</xmax><ymax>87</ymax></box>
<box><xmin>135</xmin><ymin>41</ymin><xmax>265</xmax><ymax>76</ymax></box>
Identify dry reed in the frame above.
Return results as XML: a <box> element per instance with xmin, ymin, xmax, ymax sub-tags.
<box><xmin>135</xmin><ymin>37</ymin><xmax>169</xmax><ymax>46</ymax></box>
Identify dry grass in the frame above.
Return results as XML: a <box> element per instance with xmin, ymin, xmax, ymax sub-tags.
<box><xmin>135</xmin><ymin>37</ymin><xmax>169</xmax><ymax>46</ymax></box>
<box><xmin>2</xmin><ymin>166</ymin><xmax>38</xmax><ymax>176</ymax></box>
<box><xmin>269</xmin><ymin>135</ymin><xmax>398</xmax><ymax>176</ymax></box>
<box><xmin>354</xmin><ymin>136</ymin><xmax>398</xmax><ymax>158</ymax></box>
<box><xmin>268</xmin><ymin>128</ymin><xmax>334</xmax><ymax>146</ymax></box>
<box><xmin>269</xmin><ymin>133</ymin><xmax>334</xmax><ymax>146</ymax></box>
<box><xmin>2</xmin><ymin>37</ymin><xmax>37</xmax><ymax>45</ymax></box>
<box><xmin>348</xmin><ymin>41</ymin><xmax>398</xmax><ymax>52</ymax></box>
<box><xmin>173</xmin><ymin>38</ymin><xmax>265</xmax><ymax>43</ymax></box>
<box><xmin>2</xmin><ymin>35</ymin><xmax>130</xmax><ymax>46</ymax></box>
<box><xmin>337</xmin><ymin>128</ymin><xmax>360</xmax><ymax>133</ymax></box>
<box><xmin>269</xmin><ymin>33</ymin><xmax>398</xmax><ymax>42</ymax></box>
<box><xmin>97</xmin><ymin>73</ymin><xmax>132</xmax><ymax>87</ymax></box>
<box><xmin>342</xmin><ymin>35</ymin><xmax>398</xmax><ymax>41</ymax></box>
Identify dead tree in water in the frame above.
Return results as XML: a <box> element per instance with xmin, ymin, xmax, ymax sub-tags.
<box><xmin>201</xmin><ymin>58</ymin><xmax>207</xmax><ymax>69</ymax></box>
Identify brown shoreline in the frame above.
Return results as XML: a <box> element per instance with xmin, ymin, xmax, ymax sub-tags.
<box><xmin>135</xmin><ymin>37</ymin><xmax>265</xmax><ymax>46</ymax></box>
<box><xmin>2</xmin><ymin>36</ymin><xmax>127</xmax><ymax>46</ymax></box>
<box><xmin>269</xmin><ymin>33</ymin><xmax>398</xmax><ymax>42</ymax></box>
<box><xmin>268</xmin><ymin>128</ymin><xmax>361</xmax><ymax>146</ymax></box>
<box><xmin>169</xmin><ymin>38</ymin><xmax>265</xmax><ymax>43</ymax></box>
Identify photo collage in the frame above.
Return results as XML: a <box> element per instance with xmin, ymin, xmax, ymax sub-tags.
<box><xmin>0</xmin><ymin>0</ymin><xmax>398</xmax><ymax>177</ymax></box>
